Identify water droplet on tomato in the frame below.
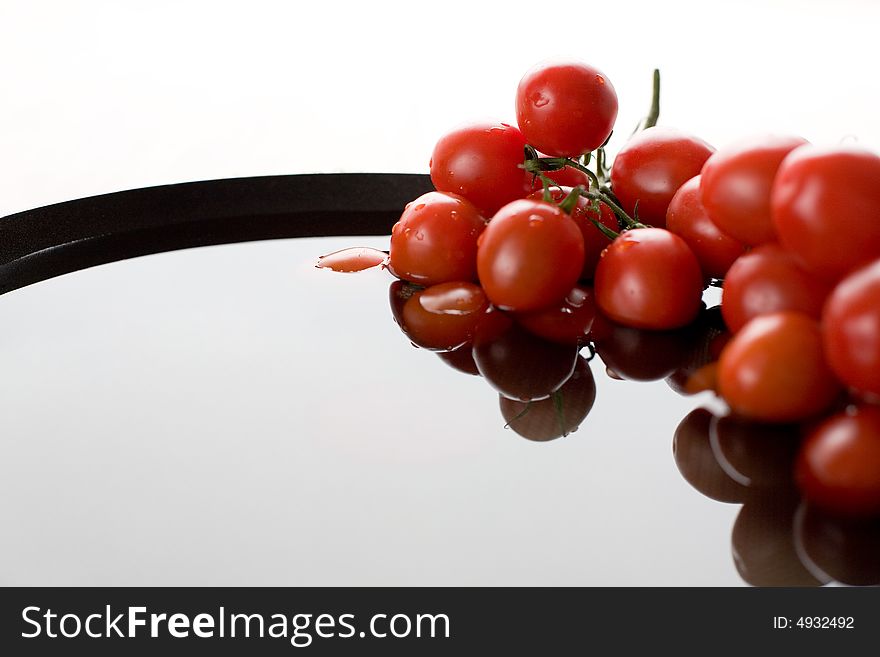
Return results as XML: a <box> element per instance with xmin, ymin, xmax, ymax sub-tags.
<box><xmin>595</xmin><ymin>75</ymin><xmax>605</xmax><ymax>85</ymax></box>
<box><xmin>530</xmin><ymin>92</ymin><xmax>549</xmax><ymax>108</ymax></box>
<box><xmin>414</xmin><ymin>203</ymin><xmax>426</xmax><ymax>211</ymax></box>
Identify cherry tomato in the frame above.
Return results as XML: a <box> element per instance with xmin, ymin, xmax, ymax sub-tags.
<box><xmin>721</xmin><ymin>243</ymin><xmax>832</xmax><ymax>333</ymax></box>
<box><xmin>700</xmin><ymin>134</ymin><xmax>808</xmax><ymax>246</ymax></box>
<box><xmin>665</xmin><ymin>175</ymin><xmax>746</xmax><ymax>279</ymax></box>
<box><xmin>515</xmin><ymin>284</ymin><xmax>596</xmax><ymax>345</ymax></box>
<box><xmin>429</xmin><ymin>122</ymin><xmax>532</xmax><ymax>216</ymax></box>
<box><xmin>473</xmin><ymin>324</ymin><xmax>578</xmax><ymax>401</ymax></box>
<box><xmin>526</xmin><ymin>187</ymin><xmax>617</xmax><ymax>279</ymax></box>
<box><xmin>717</xmin><ymin>312</ymin><xmax>841</xmax><ymax>423</ymax></box>
<box><xmin>388</xmin><ymin>191</ymin><xmax>485</xmax><ymax>286</ymax></box>
<box><xmin>476</xmin><ymin>198</ymin><xmax>584</xmax><ymax>312</ymax></box>
<box><xmin>609</xmin><ymin>126</ymin><xmax>714</xmax><ymax>227</ymax></box>
<box><xmin>796</xmin><ymin>405</ymin><xmax>880</xmax><ymax>518</ymax></box>
<box><xmin>388</xmin><ymin>279</ymin><xmax>419</xmax><ymax>328</ymax></box>
<box><xmin>515</xmin><ymin>61</ymin><xmax>618</xmax><ymax>157</ymax></box>
<box><xmin>772</xmin><ymin>144</ymin><xmax>880</xmax><ymax>281</ymax></box>
<box><xmin>499</xmin><ymin>356</ymin><xmax>596</xmax><ymax>441</ymax></box>
<box><xmin>400</xmin><ymin>282</ymin><xmax>490</xmax><ymax>351</ymax></box>
<box><xmin>594</xmin><ymin>227</ymin><xmax>703</xmax><ymax>330</ymax></box>
<box><xmin>822</xmin><ymin>259</ymin><xmax>880</xmax><ymax>397</ymax></box>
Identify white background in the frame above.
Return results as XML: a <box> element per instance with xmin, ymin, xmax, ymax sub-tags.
<box><xmin>1</xmin><ymin>0</ymin><xmax>879</xmax><ymax>216</ymax></box>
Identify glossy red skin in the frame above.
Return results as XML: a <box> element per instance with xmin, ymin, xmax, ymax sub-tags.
<box><xmin>594</xmin><ymin>227</ymin><xmax>703</xmax><ymax>330</ymax></box>
<box><xmin>388</xmin><ymin>191</ymin><xmax>485</xmax><ymax>286</ymax></box>
<box><xmin>515</xmin><ymin>61</ymin><xmax>618</xmax><ymax>157</ymax></box>
<box><xmin>499</xmin><ymin>356</ymin><xmax>596</xmax><ymax>441</ymax></box>
<box><xmin>515</xmin><ymin>285</ymin><xmax>596</xmax><ymax>345</ymax></box>
<box><xmin>772</xmin><ymin>145</ymin><xmax>880</xmax><ymax>281</ymax></box>
<box><xmin>400</xmin><ymin>282</ymin><xmax>490</xmax><ymax>351</ymax></box>
<box><xmin>429</xmin><ymin>122</ymin><xmax>532</xmax><ymax>216</ymax></box>
<box><xmin>822</xmin><ymin>259</ymin><xmax>880</xmax><ymax>396</ymax></box>
<box><xmin>717</xmin><ymin>312</ymin><xmax>841</xmax><ymax>423</ymax></box>
<box><xmin>476</xmin><ymin>199</ymin><xmax>584</xmax><ymax>312</ymax></box>
<box><xmin>666</xmin><ymin>175</ymin><xmax>746</xmax><ymax>279</ymax></box>
<box><xmin>473</xmin><ymin>324</ymin><xmax>578</xmax><ymax>402</ymax></box>
<box><xmin>700</xmin><ymin>134</ymin><xmax>808</xmax><ymax>246</ymax></box>
<box><xmin>721</xmin><ymin>243</ymin><xmax>833</xmax><ymax>333</ymax></box>
<box><xmin>796</xmin><ymin>406</ymin><xmax>880</xmax><ymax>518</ymax></box>
<box><xmin>610</xmin><ymin>126</ymin><xmax>714</xmax><ymax>227</ymax></box>
<box><xmin>526</xmin><ymin>187</ymin><xmax>617</xmax><ymax>279</ymax></box>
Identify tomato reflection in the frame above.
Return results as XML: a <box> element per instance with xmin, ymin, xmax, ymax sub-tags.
<box><xmin>674</xmin><ymin>406</ymin><xmax>880</xmax><ymax>586</ymax></box>
<box><xmin>384</xmin><ymin>275</ymin><xmax>879</xmax><ymax>587</ymax></box>
<box><xmin>732</xmin><ymin>493</ymin><xmax>825</xmax><ymax>587</ymax></box>
<box><xmin>474</xmin><ymin>324</ymin><xmax>579</xmax><ymax>402</ymax></box>
<box><xmin>500</xmin><ymin>356</ymin><xmax>596</xmax><ymax>441</ymax></box>
<box><xmin>794</xmin><ymin>505</ymin><xmax>880</xmax><ymax>586</ymax></box>
<box><xmin>591</xmin><ymin>305</ymin><xmax>724</xmax><ymax>382</ymax></box>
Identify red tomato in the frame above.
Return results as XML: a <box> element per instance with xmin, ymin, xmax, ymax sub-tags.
<box><xmin>499</xmin><ymin>356</ymin><xmax>596</xmax><ymax>441</ymax></box>
<box><xmin>476</xmin><ymin>199</ymin><xmax>584</xmax><ymax>312</ymax></box>
<box><xmin>772</xmin><ymin>145</ymin><xmax>880</xmax><ymax>281</ymax></box>
<box><xmin>388</xmin><ymin>191</ymin><xmax>485</xmax><ymax>286</ymax></box>
<box><xmin>666</xmin><ymin>175</ymin><xmax>746</xmax><ymax>279</ymax></box>
<box><xmin>515</xmin><ymin>61</ymin><xmax>618</xmax><ymax>157</ymax></box>
<box><xmin>526</xmin><ymin>187</ymin><xmax>617</xmax><ymax>279</ymax></box>
<box><xmin>700</xmin><ymin>134</ymin><xmax>808</xmax><ymax>246</ymax></box>
<box><xmin>400</xmin><ymin>282</ymin><xmax>490</xmax><ymax>351</ymax></box>
<box><xmin>473</xmin><ymin>324</ymin><xmax>578</xmax><ymax>401</ymax></box>
<box><xmin>429</xmin><ymin>122</ymin><xmax>532</xmax><ymax>216</ymax></box>
<box><xmin>717</xmin><ymin>312</ymin><xmax>841</xmax><ymax>423</ymax></box>
<box><xmin>822</xmin><ymin>259</ymin><xmax>880</xmax><ymax>396</ymax></box>
<box><xmin>796</xmin><ymin>405</ymin><xmax>880</xmax><ymax>518</ymax></box>
<box><xmin>609</xmin><ymin>126</ymin><xmax>714</xmax><ymax>227</ymax></box>
<box><xmin>721</xmin><ymin>243</ymin><xmax>833</xmax><ymax>333</ymax></box>
<box><xmin>594</xmin><ymin>227</ymin><xmax>703</xmax><ymax>330</ymax></box>
<box><xmin>515</xmin><ymin>284</ymin><xmax>596</xmax><ymax>345</ymax></box>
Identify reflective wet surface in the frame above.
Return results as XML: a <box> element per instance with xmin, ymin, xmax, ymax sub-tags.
<box><xmin>1</xmin><ymin>235</ymin><xmax>876</xmax><ymax>586</ymax></box>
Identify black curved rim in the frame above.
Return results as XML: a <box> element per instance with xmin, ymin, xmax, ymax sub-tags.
<box><xmin>0</xmin><ymin>173</ymin><xmax>434</xmax><ymax>296</ymax></box>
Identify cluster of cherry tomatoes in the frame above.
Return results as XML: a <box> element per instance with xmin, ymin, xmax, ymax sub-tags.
<box><xmin>326</xmin><ymin>60</ymin><xmax>880</xmax><ymax>521</ymax></box>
